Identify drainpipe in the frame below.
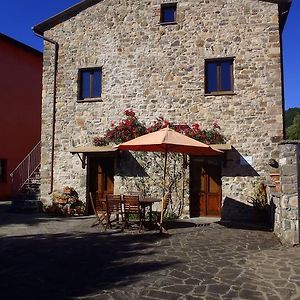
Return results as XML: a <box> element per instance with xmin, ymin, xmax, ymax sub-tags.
<box><xmin>278</xmin><ymin>3</ymin><xmax>290</xmax><ymax>140</ymax></box>
<box><xmin>33</xmin><ymin>29</ymin><xmax>59</xmax><ymax>194</ymax></box>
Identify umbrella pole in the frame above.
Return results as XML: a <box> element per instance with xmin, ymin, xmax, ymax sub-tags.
<box><xmin>160</xmin><ymin>151</ymin><xmax>168</xmax><ymax>233</ymax></box>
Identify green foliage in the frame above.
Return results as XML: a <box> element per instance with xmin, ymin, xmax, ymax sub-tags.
<box><xmin>285</xmin><ymin>107</ymin><xmax>300</xmax><ymax>128</ymax></box>
<box><xmin>286</xmin><ymin>114</ymin><xmax>300</xmax><ymax>140</ymax></box>
<box><xmin>248</xmin><ymin>180</ymin><xmax>268</xmax><ymax>210</ymax></box>
<box><xmin>164</xmin><ymin>212</ymin><xmax>178</xmax><ymax>220</ymax></box>
<box><xmin>149</xmin><ymin>211</ymin><xmax>178</xmax><ymax>221</ymax></box>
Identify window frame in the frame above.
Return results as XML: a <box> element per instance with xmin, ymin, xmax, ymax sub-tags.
<box><xmin>0</xmin><ymin>159</ymin><xmax>7</xmax><ymax>183</ymax></box>
<box><xmin>160</xmin><ymin>3</ymin><xmax>177</xmax><ymax>25</ymax></box>
<box><xmin>204</xmin><ymin>57</ymin><xmax>235</xmax><ymax>96</ymax></box>
<box><xmin>78</xmin><ymin>67</ymin><xmax>102</xmax><ymax>102</ymax></box>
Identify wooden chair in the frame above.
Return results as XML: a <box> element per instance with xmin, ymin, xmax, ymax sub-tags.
<box><xmin>105</xmin><ymin>194</ymin><xmax>123</xmax><ymax>230</ymax></box>
<box><xmin>89</xmin><ymin>192</ymin><xmax>106</xmax><ymax>228</ymax></box>
<box><xmin>127</xmin><ymin>190</ymin><xmax>144</xmax><ymax>199</ymax></box>
<box><xmin>123</xmin><ymin>195</ymin><xmax>144</xmax><ymax>231</ymax></box>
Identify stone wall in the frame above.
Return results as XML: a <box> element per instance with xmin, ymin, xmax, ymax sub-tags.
<box><xmin>272</xmin><ymin>142</ymin><xmax>300</xmax><ymax>245</ymax></box>
<box><xmin>40</xmin><ymin>0</ymin><xmax>283</xmax><ymax>213</ymax></box>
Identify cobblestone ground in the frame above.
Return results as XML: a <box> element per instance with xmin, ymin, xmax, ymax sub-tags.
<box><xmin>0</xmin><ymin>212</ymin><xmax>299</xmax><ymax>300</ymax></box>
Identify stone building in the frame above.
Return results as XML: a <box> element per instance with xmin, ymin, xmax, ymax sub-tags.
<box><xmin>33</xmin><ymin>0</ymin><xmax>292</xmax><ymax>220</ymax></box>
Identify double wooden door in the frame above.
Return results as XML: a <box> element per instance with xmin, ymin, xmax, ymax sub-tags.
<box><xmin>88</xmin><ymin>157</ymin><xmax>114</xmax><ymax>213</ymax></box>
<box><xmin>190</xmin><ymin>159</ymin><xmax>221</xmax><ymax>217</ymax></box>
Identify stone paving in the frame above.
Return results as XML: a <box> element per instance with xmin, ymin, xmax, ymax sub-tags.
<box><xmin>0</xmin><ymin>211</ymin><xmax>299</xmax><ymax>300</ymax></box>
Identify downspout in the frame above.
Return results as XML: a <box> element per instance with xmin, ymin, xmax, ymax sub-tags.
<box><xmin>278</xmin><ymin>3</ymin><xmax>290</xmax><ymax>140</ymax></box>
<box><xmin>33</xmin><ymin>29</ymin><xmax>59</xmax><ymax>194</ymax></box>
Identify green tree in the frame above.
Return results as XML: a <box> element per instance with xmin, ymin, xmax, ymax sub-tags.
<box><xmin>287</xmin><ymin>114</ymin><xmax>300</xmax><ymax>140</ymax></box>
<box><xmin>285</xmin><ymin>107</ymin><xmax>300</xmax><ymax>127</ymax></box>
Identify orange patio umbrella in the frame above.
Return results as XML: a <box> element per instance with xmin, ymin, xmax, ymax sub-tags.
<box><xmin>115</xmin><ymin>127</ymin><xmax>223</xmax><ymax>231</ymax></box>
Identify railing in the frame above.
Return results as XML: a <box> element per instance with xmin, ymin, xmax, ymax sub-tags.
<box><xmin>10</xmin><ymin>141</ymin><xmax>41</xmax><ymax>194</ymax></box>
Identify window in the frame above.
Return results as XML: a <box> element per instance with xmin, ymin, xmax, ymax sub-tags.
<box><xmin>205</xmin><ymin>58</ymin><xmax>234</xmax><ymax>95</ymax></box>
<box><xmin>78</xmin><ymin>68</ymin><xmax>102</xmax><ymax>100</ymax></box>
<box><xmin>160</xmin><ymin>3</ymin><xmax>177</xmax><ymax>24</ymax></box>
<box><xmin>0</xmin><ymin>159</ymin><xmax>7</xmax><ymax>183</ymax></box>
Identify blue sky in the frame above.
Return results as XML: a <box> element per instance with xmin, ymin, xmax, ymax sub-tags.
<box><xmin>0</xmin><ymin>0</ymin><xmax>299</xmax><ymax>109</ymax></box>
<box><xmin>282</xmin><ymin>0</ymin><xmax>300</xmax><ymax>109</ymax></box>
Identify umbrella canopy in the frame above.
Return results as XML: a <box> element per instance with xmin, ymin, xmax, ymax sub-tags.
<box><xmin>116</xmin><ymin>127</ymin><xmax>222</xmax><ymax>156</ymax></box>
<box><xmin>115</xmin><ymin>127</ymin><xmax>223</xmax><ymax>232</ymax></box>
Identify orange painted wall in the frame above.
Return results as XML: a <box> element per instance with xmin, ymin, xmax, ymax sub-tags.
<box><xmin>0</xmin><ymin>34</ymin><xmax>42</xmax><ymax>200</ymax></box>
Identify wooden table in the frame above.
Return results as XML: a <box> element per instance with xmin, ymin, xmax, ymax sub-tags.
<box><xmin>139</xmin><ymin>197</ymin><xmax>161</xmax><ymax>226</ymax></box>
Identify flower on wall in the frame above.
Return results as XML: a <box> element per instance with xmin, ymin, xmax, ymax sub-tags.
<box><xmin>93</xmin><ymin>109</ymin><xmax>226</xmax><ymax>146</ymax></box>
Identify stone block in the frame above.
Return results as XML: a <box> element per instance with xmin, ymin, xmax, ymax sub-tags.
<box><xmin>281</xmin><ymin>165</ymin><xmax>296</xmax><ymax>176</ymax></box>
<box><xmin>283</xmin><ymin>220</ymin><xmax>291</xmax><ymax>230</ymax></box>
<box><xmin>272</xmin><ymin>196</ymin><xmax>280</xmax><ymax>206</ymax></box>
<box><xmin>280</xmin><ymin>195</ymin><xmax>289</xmax><ymax>207</ymax></box>
<box><xmin>289</xmin><ymin>195</ymin><xmax>299</xmax><ymax>207</ymax></box>
<box><xmin>271</xmin><ymin>136</ymin><xmax>281</xmax><ymax>143</ymax></box>
<box><xmin>279</xmin><ymin>157</ymin><xmax>287</xmax><ymax>166</ymax></box>
<box><xmin>280</xmin><ymin>175</ymin><xmax>297</xmax><ymax>184</ymax></box>
<box><xmin>281</xmin><ymin>183</ymin><xmax>297</xmax><ymax>194</ymax></box>
<box><xmin>284</xmin><ymin>229</ymin><xmax>299</xmax><ymax>245</ymax></box>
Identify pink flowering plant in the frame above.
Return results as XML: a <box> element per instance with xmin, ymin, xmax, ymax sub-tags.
<box><xmin>93</xmin><ymin>109</ymin><xmax>226</xmax><ymax>146</ymax></box>
<box><xmin>93</xmin><ymin>109</ymin><xmax>147</xmax><ymax>145</ymax></box>
<box><xmin>147</xmin><ymin>116</ymin><xmax>170</xmax><ymax>133</ymax></box>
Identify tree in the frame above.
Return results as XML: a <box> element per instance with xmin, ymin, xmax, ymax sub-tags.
<box><xmin>287</xmin><ymin>114</ymin><xmax>300</xmax><ymax>140</ymax></box>
<box><xmin>285</xmin><ymin>107</ymin><xmax>300</xmax><ymax>128</ymax></box>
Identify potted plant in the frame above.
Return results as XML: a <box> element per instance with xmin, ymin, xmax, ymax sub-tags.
<box><xmin>47</xmin><ymin>187</ymin><xmax>85</xmax><ymax>216</ymax></box>
<box><xmin>248</xmin><ymin>181</ymin><xmax>269</xmax><ymax>224</ymax></box>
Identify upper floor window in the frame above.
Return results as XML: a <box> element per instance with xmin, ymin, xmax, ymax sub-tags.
<box><xmin>205</xmin><ymin>58</ymin><xmax>234</xmax><ymax>95</ymax></box>
<box><xmin>160</xmin><ymin>3</ymin><xmax>177</xmax><ymax>24</ymax></box>
<box><xmin>78</xmin><ymin>68</ymin><xmax>102</xmax><ymax>100</ymax></box>
<box><xmin>0</xmin><ymin>159</ymin><xmax>7</xmax><ymax>183</ymax></box>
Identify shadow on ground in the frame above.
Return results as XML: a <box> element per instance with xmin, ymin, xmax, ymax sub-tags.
<box><xmin>0</xmin><ymin>211</ymin><xmax>82</xmax><ymax>227</ymax></box>
<box><xmin>0</xmin><ymin>231</ymin><xmax>174</xmax><ymax>299</ymax></box>
<box><xmin>218</xmin><ymin>220</ymin><xmax>273</xmax><ymax>232</ymax></box>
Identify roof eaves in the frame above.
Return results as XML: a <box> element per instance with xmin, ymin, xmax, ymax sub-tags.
<box><xmin>0</xmin><ymin>33</ymin><xmax>42</xmax><ymax>56</ymax></box>
<box><xmin>33</xmin><ymin>0</ymin><xmax>103</xmax><ymax>34</ymax></box>
<box><xmin>69</xmin><ymin>146</ymin><xmax>118</xmax><ymax>154</ymax></box>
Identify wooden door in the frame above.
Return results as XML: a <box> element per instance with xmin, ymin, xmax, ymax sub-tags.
<box><xmin>190</xmin><ymin>159</ymin><xmax>221</xmax><ymax>217</ymax></box>
<box><xmin>88</xmin><ymin>157</ymin><xmax>114</xmax><ymax>213</ymax></box>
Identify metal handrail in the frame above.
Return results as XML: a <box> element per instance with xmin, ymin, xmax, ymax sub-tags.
<box><xmin>10</xmin><ymin>141</ymin><xmax>41</xmax><ymax>194</ymax></box>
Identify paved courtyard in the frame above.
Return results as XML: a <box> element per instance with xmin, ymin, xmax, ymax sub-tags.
<box><xmin>0</xmin><ymin>211</ymin><xmax>299</xmax><ymax>300</ymax></box>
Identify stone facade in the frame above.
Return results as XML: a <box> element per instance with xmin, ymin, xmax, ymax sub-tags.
<box><xmin>39</xmin><ymin>0</ymin><xmax>284</xmax><ymax>217</ymax></box>
<box><xmin>272</xmin><ymin>142</ymin><xmax>300</xmax><ymax>245</ymax></box>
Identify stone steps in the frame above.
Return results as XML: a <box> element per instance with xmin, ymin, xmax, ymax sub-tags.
<box><xmin>10</xmin><ymin>199</ymin><xmax>42</xmax><ymax>213</ymax></box>
<box><xmin>10</xmin><ymin>168</ymin><xmax>42</xmax><ymax>213</ymax></box>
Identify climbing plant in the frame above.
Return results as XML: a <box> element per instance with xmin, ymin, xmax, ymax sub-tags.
<box><xmin>93</xmin><ymin>109</ymin><xmax>226</xmax><ymax>146</ymax></box>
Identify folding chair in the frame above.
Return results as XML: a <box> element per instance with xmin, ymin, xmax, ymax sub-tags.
<box><xmin>89</xmin><ymin>192</ymin><xmax>106</xmax><ymax>228</ymax></box>
<box><xmin>123</xmin><ymin>195</ymin><xmax>144</xmax><ymax>231</ymax></box>
<box><xmin>105</xmin><ymin>194</ymin><xmax>123</xmax><ymax>230</ymax></box>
